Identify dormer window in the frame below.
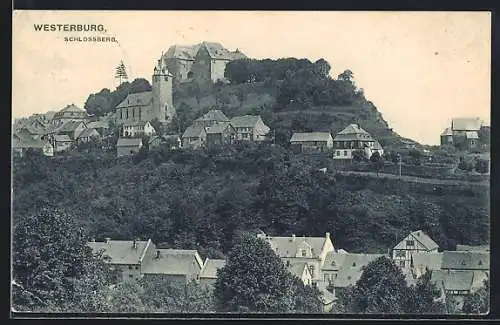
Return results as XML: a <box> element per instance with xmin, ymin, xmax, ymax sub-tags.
<box><xmin>406</xmin><ymin>240</ymin><xmax>415</xmax><ymax>247</ymax></box>
<box><xmin>461</xmin><ymin>261</ymin><xmax>466</xmax><ymax>266</ymax></box>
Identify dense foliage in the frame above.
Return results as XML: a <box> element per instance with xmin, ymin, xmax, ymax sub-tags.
<box><xmin>12</xmin><ymin>144</ymin><xmax>489</xmax><ymax>261</ymax></box>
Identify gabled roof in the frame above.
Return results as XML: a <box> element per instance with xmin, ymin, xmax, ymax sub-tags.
<box><xmin>116</xmin><ymin>138</ymin><xmax>143</xmax><ymax>147</ymax></box>
<box><xmin>333</xmin><ymin>124</ymin><xmax>374</xmax><ymax>142</ymax></box>
<box><xmin>195</xmin><ymin>109</ymin><xmax>230</xmax><ymax>123</ymax></box>
<box><xmin>456</xmin><ymin>244</ymin><xmax>490</xmax><ymax>252</ymax></box>
<box><xmin>77</xmin><ymin>128</ymin><xmax>100</xmax><ymax>139</ymax></box>
<box><xmin>141</xmin><ymin>249</ymin><xmax>203</xmax><ymax>275</ymax></box>
<box><xmin>182</xmin><ymin>125</ymin><xmax>207</xmax><ymax>139</ymax></box>
<box><xmin>441</xmin><ymin>127</ymin><xmax>453</xmax><ymax>136</ymax></box>
<box><xmin>57</xmin><ymin>120</ymin><xmax>86</xmax><ymax>133</ymax></box>
<box><xmin>393</xmin><ymin>230</ymin><xmax>439</xmax><ymax>251</ymax></box>
<box><xmin>319</xmin><ymin>288</ymin><xmax>336</xmax><ymax>305</ymax></box>
<box><xmin>116</xmin><ymin>91</ymin><xmax>153</xmax><ymax>109</ymax></box>
<box><xmin>200</xmin><ymin>42</ymin><xmax>247</xmax><ymax>60</ymax></box>
<box><xmin>58</xmin><ymin>104</ymin><xmax>86</xmax><ymax>113</ymax></box>
<box><xmin>287</xmin><ymin>261</ymin><xmax>310</xmax><ymax>279</ymax></box>
<box><xmin>230</xmin><ymin>115</ymin><xmax>263</xmax><ymax>128</ymax></box>
<box><xmin>443</xmin><ymin>270</ymin><xmax>474</xmax><ymax>291</ymax></box>
<box><xmin>53</xmin><ymin>134</ymin><xmax>72</xmax><ymax>142</ymax></box>
<box><xmin>452</xmin><ymin>117</ymin><xmax>481</xmax><ymax>131</ymax></box>
<box><xmin>206</xmin><ymin>122</ymin><xmax>234</xmax><ymax>134</ymax></box>
<box><xmin>290</xmin><ymin>132</ymin><xmax>332</xmax><ymax>143</ymax></box>
<box><xmin>322</xmin><ymin>251</ymin><xmax>348</xmax><ymax>271</ymax></box>
<box><xmin>264</xmin><ymin>235</ymin><xmax>327</xmax><ymax>259</ymax></box>
<box><xmin>411</xmin><ymin>252</ymin><xmax>443</xmax><ymax>270</ymax></box>
<box><xmin>199</xmin><ymin>258</ymin><xmax>226</xmax><ymax>279</ymax></box>
<box><xmin>164</xmin><ymin>44</ymin><xmax>202</xmax><ymax>61</ymax></box>
<box><xmin>87</xmin><ymin>240</ymin><xmax>151</xmax><ymax>265</ymax></box>
<box><xmin>87</xmin><ymin>121</ymin><xmax>109</xmax><ymax>129</ymax></box>
<box><xmin>441</xmin><ymin>251</ymin><xmax>489</xmax><ymax>270</ymax></box>
<box><xmin>333</xmin><ymin>253</ymin><xmax>386</xmax><ymax>288</ymax></box>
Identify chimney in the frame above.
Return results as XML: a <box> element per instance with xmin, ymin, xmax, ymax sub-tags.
<box><xmin>105</xmin><ymin>237</ymin><xmax>111</xmax><ymax>244</ymax></box>
<box><xmin>91</xmin><ymin>238</ymin><xmax>96</xmax><ymax>242</ymax></box>
<box><xmin>326</xmin><ymin>232</ymin><xmax>330</xmax><ymax>240</ymax></box>
<box><xmin>133</xmin><ymin>239</ymin><xmax>137</xmax><ymax>249</ymax></box>
<box><xmin>291</xmin><ymin>234</ymin><xmax>296</xmax><ymax>242</ymax></box>
<box><xmin>156</xmin><ymin>250</ymin><xmax>161</xmax><ymax>259</ymax></box>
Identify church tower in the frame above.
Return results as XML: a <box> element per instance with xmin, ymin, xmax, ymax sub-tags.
<box><xmin>152</xmin><ymin>58</ymin><xmax>175</xmax><ymax>122</ymax></box>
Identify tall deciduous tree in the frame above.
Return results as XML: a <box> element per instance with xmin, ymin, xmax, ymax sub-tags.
<box><xmin>214</xmin><ymin>233</ymin><xmax>296</xmax><ymax>312</ymax></box>
<box><xmin>348</xmin><ymin>256</ymin><xmax>411</xmax><ymax>314</ymax></box>
<box><xmin>406</xmin><ymin>270</ymin><xmax>446</xmax><ymax>314</ymax></box>
<box><xmin>462</xmin><ymin>279</ymin><xmax>489</xmax><ymax>314</ymax></box>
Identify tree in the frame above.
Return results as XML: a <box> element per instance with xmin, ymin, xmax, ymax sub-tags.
<box><xmin>458</xmin><ymin>157</ymin><xmax>474</xmax><ymax>172</ymax></box>
<box><xmin>369</xmin><ymin>151</ymin><xmax>384</xmax><ymax>175</ymax></box>
<box><xmin>352</xmin><ymin>149</ymin><xmax>367</xmax><ymax>162</ymax></box>
<box><xmin>108</xmin><ymin>281</ymin><xmax>146</xmax><ymax>313</ymax></box>
<box><xmin>348</xmin><ymin>256</ymin><xmax>411</xmax><ymax>314</ymax></box>
<box><xmin>406</xmin><ymin>270</ymin><xmax>445</xmax><ymax>314</ymax></box>
<box><xmin>12</xmin><ymin>207</ymin><xmax>111</xmax><ymax>312</ymax></box>
<box><xmin>474</xmin><ymin>158</ymin><xmax>489</xmax><ymax>174</ymax></box>
<box><xmin>129</xmin><ymin>78</ymin><xmax>152</xmax><ymax>94</ymax></box>
<box><xmin>214</xmin><ymin>233</ymin><xmax>296</xmax><ymax>312</ymax></box>
<box><xmin>408</xmin><ymin>149</ymin><xmax>422</xmax><ymax>165</ymax></box>
<box><xmin>314</xmin><ymin>58</ymin><xmax>331</xmax><ymax>78</ymax></box>
<box><xmin>291</xmin><ymin>277</ymin><xmax>323</xmax><ymax>313</ymax></box>
<box><xmin>338</xmin><ymin>69</ymin><xmax>354</xmax><ymax>83</ymax></box>
<box><xmin>115</xmin><ymin>60</ymin><xmax>129</xmax><ymax>85</ymax></box>
<box><xmin>462</xmin><ymin>279</ymin><xmax>489</xmax><ymax>314</ymax></box>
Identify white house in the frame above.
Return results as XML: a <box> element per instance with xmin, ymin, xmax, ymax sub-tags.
<box><xmin>332</xmin><ymin>124</ymin><xmax>383</xmax><ymax>160</ymax></box>
<box><xmin>392</xmin><ymin>230</ymin><xmax>439</xmax><ymax>271</ymax></box>
<box><xmin>122</xmin><ymin>120</ymin><xmax>156</xmax><ymax>138</ymax></box>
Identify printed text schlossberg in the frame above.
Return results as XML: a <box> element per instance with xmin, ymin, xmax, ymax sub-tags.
<box><xmin>34</xmin><ymin>24</ymin><xmax>106</xmax><ymax>32</ymax></box>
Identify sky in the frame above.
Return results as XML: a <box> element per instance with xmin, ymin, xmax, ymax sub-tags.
<box><xmin>12</xmin><ymin>11</ymin><xmax>491</xmax><ymax>145</ymax></box>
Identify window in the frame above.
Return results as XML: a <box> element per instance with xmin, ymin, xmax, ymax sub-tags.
<box><xmin>352</xmin><ymin>262</ymin><xmax>356</xmax><ymax>267</ymax></box>
<box><xmin>399</xmin><ymin>261</ymin><xmax>405</xmax><ymax>267</ymax></box>
<box><xmin>343</xmin><ymin>150</ymin><xmax>347</xmax><ymax>156</ymax></box>
<box><xmin>395</xmin><ymin>250</ymin><xmax>406</xmax><ymax>258</ymax></box>
<box><xmin>301</xmin><ymin>250</ymin><xmax>307</xmax><ymax>257</ymax></box>
<box><xmin>129</xmin><ymin>274</ymin><xmax>133</xmax><ymax>278</ymax></box>
<box><xmin>336</xmin><ymin>151</ymin><xmax>341</xmax><ymax>156</ymax></box>
<box><xmin>135</xmin><ymin>266</ymin><xmax>139</xmax><ymax>270</ymax></box>
<box><xmin>324</xmin><ymin>274</ymin><xmax>330</xmax><ymax>282</ymax></box>
<box><xmin>128</xmin><ymin>265</ymin><xmax>133</xmax><ymax>270</ymax></box>
<box><xmin>406</xmin><ymin>240</ymin><xmax>415</xmax><ymax>247</ymax></box>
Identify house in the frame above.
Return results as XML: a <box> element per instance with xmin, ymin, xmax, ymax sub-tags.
<box><xmin>162</xmin><ymin>44</ymin><xmax>202</xmax><ymax>81</ymax></box>
<box><xmin>286</xmin><ymin>260</ymin><xmax>314</xmax><ymax>286</ymax></box>
<box><xmin>52</xmin><ymin>134</ymin><xmax>73</xmax><ymax>152</ymax></box>
<box><xmin>455</xmin><ymin>244</ymin><xmax>490</xmax><ymax>252</ymax></box>
<box><xmin>54</xmin><ymin>120</ymin><xmax>89</xmax><ymax>140</ymax></box>
<box><xmin>87</xmin><ymin>120</ymin><xmax>110</xmax><ymax>137</ymax></box>
<box><xmin>51</xmin><ymin>104</ymin><xmax>92</xmax><ymax>126</ymax></box>
<box><xmin>410</xmin><ymin>251</ymin><xmax>443</xmax><ymax>279</ymax></box>
<box><xmin>321</xmin><ymin>251</ymin><xmax>348</xmax><ymax>288</ymax></box>
<box><xmin>141</xmin><ymin>249</ymin><xmax>204</xmax><ymax>284</ymax></box>
<box><xmin>230</xmin><ymin>115</ymin><xmax>270</xmax><ymax>142</ymax></box>
<box><xmin>12</xmin><ymin>134</ymin><xmax>52</xmax><ymax>157</ymax></box>
<box><xmin>75</xmin><ymin>128</ymin><xmax>101</xmax><ymax>145</ymax></box>
<box><xmin>440</xmin><ymin>127</ymin><xmax>453</xmax><ymax>146</ymax></box>
<box><xmin>329</xmin><ymin>253</ymin><xmax>386</xmax><ymax>298</ymax></box>
<box><xmin>430</xmin><ymin>270</ymin><xmax>478</xmax><ymax>311</ymax></box>
<box><xmin>190</xmin><ymin>42</ymin><xmax>247</xmax><ymax>83</ymax></box>
<box><xmin>116</xmin><ymin>138</ymin><xmax>143</xmax><ymax>157</ymax></box>
<box><xmin>206</xmin><ymin>122</ymin><xmax>236</xmax><ymax>148</ymax></box>
<box><xmin>199</xmin><ymin>258</ymin><xmax>226</xmax><ymax>288</ymax></box>
<box><xmin>332</xmin><ymin>124</ymin><xmax>383</xmax><ymax>160</ymax></box>
<box><xmin>392</xmin><ymin>230</ymin><xmax>439</xmax><ymax>270</ymax></box>
<box><xmin>181</xmin><ymin>125</ymin><xmax>207</xmax><ymax>149</ymax></box>
<box><xmin>259</xmin><ymin>232</ymin><xmax>335</xmax><ymax>287</ymax></box>
<box><xmin>115</xmin><ymin>58</ymin><xmax>175</xmax><ymax>124</ymax></box>
<box><xmin>14</xmin><ymin>117</ymin><xmax>48</xmax><ymax>140</ymax></box>
<box><xmin>149</xmin><ymin>134</ymin><xmax>182</xmax><ymax>149</ymax></box>
<box><xmin>289</xmin><ymin>132</ymin><xmax>333</xmax><ymax>152</ymax></box>
<box><xmin>87</xmin><ymin>238</ymin><xmax>157</xmax><ymax>282</ymax></box>
<box><xmin>122</xmin><ymin>120</ymin><xmax>156</xmax><ymax>138</ymax></box>
<box><xmin>192</xmin><ymin>109</ymin><xmax>230</xmax><ymax>128</ymax></box>
<box><xmin>440</xmin><ymin>117</ymin><xmax>483</xmax><ymax>151</ymax></box>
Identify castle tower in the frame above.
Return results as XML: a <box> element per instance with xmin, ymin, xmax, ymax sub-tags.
<box><xmin>152</xmin><ymin>58</ymin><xmax>175</xmax><ymax>122</ymax></box>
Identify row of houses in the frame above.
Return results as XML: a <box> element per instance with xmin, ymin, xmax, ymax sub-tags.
<box><xmin>88</xmin><ymin>230</ymin><xmax>489</xmax><ymax>313</ymax></box>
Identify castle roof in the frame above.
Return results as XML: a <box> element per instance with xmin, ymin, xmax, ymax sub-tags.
<box><xmin>441</xmin><ymin>127</ymin><xmax>453</xmax><ymax>136</ymax></box>
<box><xmin>201</xmin><ymin>42</ymin><xmax>247</xmax><ymax>60</ymax></box>
<box><xmin>164</xmin><ymin>44</ymin><xmax>202</xmax><ymax>61</ymax></box>
<box><xmin>451</xmin><ymin>117</ymin><xmax>482</xmax><ymax>131</ymax></box>
<box><xmin>116</xmin><ymin>91</ymin><xmax>153</xmax><ymax>109</ymax></box>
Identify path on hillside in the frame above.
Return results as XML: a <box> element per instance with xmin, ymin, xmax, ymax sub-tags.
<box><xmin>335</xmin><ymin>170</ymin><xmax>489</xmax><ymax>187</ymax></box>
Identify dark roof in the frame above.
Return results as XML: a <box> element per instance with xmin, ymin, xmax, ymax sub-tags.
<box><xmin>393</xmin><ymin>230</ymin><xmax>439</xmax><ymax>251</ymax></box>
<box><xmin>441</xmin><ymin>251</ymin><xmax>489</xmax><ymax>270</ymax></box>
<box><xmin>199</xmin><ymin>258</ymin><xmax>226</xmax><ymax>279</ymax></box>
<box><xmin>201</xmin><ymin>42</ymin><xmax>247</xmax><ymax>60</ymax></box>
<box><xmin>88</xmin><ymin>240</ymin><xmax>151</xmax><ymax>265</ymax></box>
<box><xmin>164</xmin><ymin>44</ymin><xmax>202</xmax><ymax>60</ymax></box>
<box><xmin>230</xmin><ymin>115</ymin><xmax>263</xmax><ymax>128</ymax></box>
<box><xmin>290</xmin><ymin>132</ymin><xmax>332</xmax><ymax>143</ymax></box>
<box><xmin>116</xmin><ymin>138</ymin><xmax>143</xmax><ymax>147</ymax></box>
<box><xmin>116</xmin><ymin>91</ymin><xmax>153</xmax><ymax>109</ymax></box>
<box><xmin>141</xmin><ymin>249</ymin><xmax>203</xmax><ymax>275</ymax></box>
<box><xmin>195</xmin><ymin>109</ymin><xmax>230</xmax><ymax>123</ymax></box>
<box><xmin>264</xmin><ymin>235</ymin><xmax>327</xmax><ymax>259</ymax></box>
<box><xmin>182</xmin><ymin>125</ymin><xmax>207</xmax><ymax>138</ymax></box>
<box><xmin>57</xmin><ymin>120</ymin><xmax>86</xmax><ymax>133</ymax></box>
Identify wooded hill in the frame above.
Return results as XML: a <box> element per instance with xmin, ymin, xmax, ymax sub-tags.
<box><xmin>12</xmin><ymin>144</ymin><xmax>489</xmax><ymax>260</ymax></box>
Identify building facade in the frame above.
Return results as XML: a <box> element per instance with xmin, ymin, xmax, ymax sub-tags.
<box><xmin>230</xmin><ymin>115</ymin><xmax>270</xmax><ymax>142</ymax></box>
<box><xmin>392</xmin><ymin>230</ymin><xmax>439</xmax><ymax>271</ymax></box>
<box><xmin>332</xmin><ymin>124</ymin><xmax>384</xmax><ymax>160</ymax></box>
<box><xmin>290</xmin><ymin>132</ymin><xmax>334</xmax><ymax>152</ymax></box>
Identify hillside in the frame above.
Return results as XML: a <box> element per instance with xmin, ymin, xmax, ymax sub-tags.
<box><xmin>12</xmin><ymin>145</ymin><xmax>489</xmax><ymax>259</ymax></box>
